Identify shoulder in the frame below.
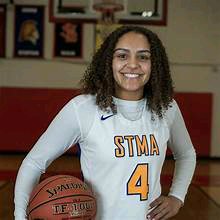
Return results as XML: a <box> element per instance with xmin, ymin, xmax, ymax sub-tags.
<box><xmin>166</xmin><ymin>99</ymin><xmax>179</xmax><ymax>115</ymax></box>
<box><xmin>164</xmin><ymin>99</ymin><xmax>180</xmax><ymax>126</ymax></box>
<box><xmin>70</xmin><ymin>94</ymin><xmax>96</xmax><ymax>109</ymax></box>
<box><xmin>68</xmin><ymin>94</ymin><xmax>98</xmax><ymax>120</ymax></box>
<box><xmin>70</xmin><ymin>94</ymin><xmax>97</xmax><ymax>138</ymax></box>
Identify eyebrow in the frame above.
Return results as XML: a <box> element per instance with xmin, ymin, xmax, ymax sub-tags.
<box><xmin>113</xmin><ymin>48</ymin><xmax>151</xmax><ymax>53</ymax></box>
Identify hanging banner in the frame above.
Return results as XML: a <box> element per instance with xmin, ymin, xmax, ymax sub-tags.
<box><xmin>54</xmin><ymin>22</ymin><xmax>82</xmax><ymax>58</ymax></box>
<box><xmin>14</xmin><ymin>5</ymin><xmax>44</xmax><ymax>58</ymax></box>
<box><xmin>0</xmin><ymin>5</ymin><xmax>6</xmax><ymax>57</ymax></box>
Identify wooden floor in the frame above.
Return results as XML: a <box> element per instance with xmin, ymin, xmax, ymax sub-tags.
<box><xmin>0</xmin><ymin>154</ymin><xmax>220</xmax><ymax>220</ymax></box>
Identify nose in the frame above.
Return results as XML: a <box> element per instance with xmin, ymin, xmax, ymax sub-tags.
<box><xmin>127</xmin><ymin>56</ymin><xmax>139</xmax><ymax>69</ymax></box>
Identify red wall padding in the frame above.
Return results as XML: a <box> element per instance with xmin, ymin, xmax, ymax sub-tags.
<box><xmin>174</xmin><ymin>92</ymin><xmax>212</xmax><ymax>157</ymax></box>
<box><xmin>0</xmin><ymin>87</ymin><xmax>212</xmax><ymax>156</ymax></box>
<box><xmin>0</xmin><ymin>87</ymin><xmax>80</xmax><ymax>152</ymax></box>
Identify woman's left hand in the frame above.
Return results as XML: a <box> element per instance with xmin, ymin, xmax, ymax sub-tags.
<box><xmin>146</xmin><ymin>195</ymin><xmax>183</xmax><ymax>220</ymax></box>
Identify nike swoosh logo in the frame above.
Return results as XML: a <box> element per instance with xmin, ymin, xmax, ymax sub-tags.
<box><xmin>101</xmin><ymin>114</ymin><xmax>114</xmax><ymax>120</ymax></box>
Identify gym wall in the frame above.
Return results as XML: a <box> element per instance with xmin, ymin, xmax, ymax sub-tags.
<box><xmin>0</xmin><ymin>0</ymin><xmax>219</xmax><ymax>157</ymax></box>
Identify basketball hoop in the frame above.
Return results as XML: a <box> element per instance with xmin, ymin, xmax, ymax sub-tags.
<box><xmin>93</xmin><ymin>0</ymin><xmax>124</xmax><ymax>43</ymax></box>
<box><xmin>93</xmin><ymin>0</ymin><xmax>124</xmax><ymax>24</ymax></box>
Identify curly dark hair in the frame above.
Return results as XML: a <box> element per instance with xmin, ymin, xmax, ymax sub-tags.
<box><xmin>80</xmin><ymin>25</ymin><xmax>174</xmax><ymax>118</ymax></box>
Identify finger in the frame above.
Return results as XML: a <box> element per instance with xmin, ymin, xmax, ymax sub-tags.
<box><xmin>150</xmin><ymin>202</ymin><xmax>180</xmax><ymax>220</ymax></box>
<box><xmin>147</xmin><ymin>206</ymin><xmax>165</xmax><ymax>219</ymax></box>
<box><xmin>150</xmin><ymin>208</ymin><xmax>169</xmax><ymax>220</ymax></box>
<box><xmin>160</xmin><ymin>205</ymin><xmax>180</xmax><ymax>220</ymax></box>
<box><xmin>149</xmin><ymin>196</ymin><xmax>164</xmax><ymax>208</ymax></box>
<box><xmin>148</xmin><ymin>205</ymin><xmax>166</xmax><ymax>216</ymax></box>
<box><xmin>159</xmin><ymin>211</ymin><xmax>174</xmax><ymax>220</ymax></box>
<box><xmin>147</xmin><ymin>201</ymin><xmax>170</xmax><ymax>220</ymax></box>
<box><xmin>148</xmin><ymin>200</ymin><xmax>169</xmax><ymax>215</ymax></box>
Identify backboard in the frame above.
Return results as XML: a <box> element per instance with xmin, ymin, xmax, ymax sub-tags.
<box><xmin>49</xmin><ymin>0</ymin><xmax>168</xmax><ymax>26</ymax></box>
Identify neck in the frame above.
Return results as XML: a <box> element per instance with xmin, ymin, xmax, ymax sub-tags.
<box><xmin>114</xmin><ymin>91</ymin><xmax>144</xmax><ymax>101</ymax></box>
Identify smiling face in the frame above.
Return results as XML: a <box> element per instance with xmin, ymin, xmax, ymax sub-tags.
<box><xmin>112</xmin><ymin>31</ymin><xmax>151</xmax><ymax>100</ymax></box>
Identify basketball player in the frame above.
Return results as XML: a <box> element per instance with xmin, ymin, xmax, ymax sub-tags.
<box><xmin>14</xmin><ymin>25</ymin><xmax>196</xmax><ymax>220</ymax></box>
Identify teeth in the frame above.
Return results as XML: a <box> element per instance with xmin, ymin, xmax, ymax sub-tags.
<box><xmin>124</xmin><ymin>73</ymin><xmax>139</xmax><ymax>78</ymax></box>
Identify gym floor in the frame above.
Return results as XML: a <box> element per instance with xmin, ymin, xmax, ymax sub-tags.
<box><xmin>0</xmin><ymin>154</ymin><xmax>220</xmax><ymax>220</ymax></box>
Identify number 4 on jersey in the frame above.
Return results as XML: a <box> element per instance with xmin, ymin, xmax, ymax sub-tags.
<box><xmin>127</xmin><ymin>163</ymin><xmax>149</xmax><ymax>201</ymax></box>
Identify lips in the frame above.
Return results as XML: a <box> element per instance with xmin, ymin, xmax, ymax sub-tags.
<box><xmin>121</xmin><ymin>72</ymin><xmax>143</xmax><ymax>78</ymax></box>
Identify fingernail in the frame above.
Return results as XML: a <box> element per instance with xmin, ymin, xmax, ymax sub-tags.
<box><xmin>147</xmin><ymin>215</ymin><xmax>150</xmax><ymax>219</ymax></box>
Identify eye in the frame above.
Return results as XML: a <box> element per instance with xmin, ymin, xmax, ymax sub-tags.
<box><xmin>115</xmin><ymin>53</ymin><xmax>128</xmax><ymax>60</ymax></box>
<box><xmin>138</xmin><ymin>54</ymin><xmax>150</xmax><ymax>61</ymax></box>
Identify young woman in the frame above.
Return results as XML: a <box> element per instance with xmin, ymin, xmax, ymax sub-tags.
<box><xmin>14</xmin><ymin>25</ymin><xmax>196</xmax><ymax>220</ymax></box>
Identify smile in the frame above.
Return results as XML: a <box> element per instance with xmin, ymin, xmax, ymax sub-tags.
<box><xmin>122</xmin><ymin>73</ymin><xmax>142</xmax><ymax>78</ymax></box>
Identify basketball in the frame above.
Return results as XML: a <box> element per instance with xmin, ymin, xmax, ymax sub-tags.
<box><xmin>27</xmin><ymin>175</ymin><xmax>96</xmax><ymax>220</ymax></box>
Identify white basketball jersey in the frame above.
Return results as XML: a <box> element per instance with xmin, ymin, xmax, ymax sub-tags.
<box><xmin>69</xmin><ymin>95</ymin><xmax>193</xmax><ymax>219</ymax></box>
<box><xmin>14</xmin><ymin>94</ymin><xmax>196</xmax><ymax>220</ymax></box>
